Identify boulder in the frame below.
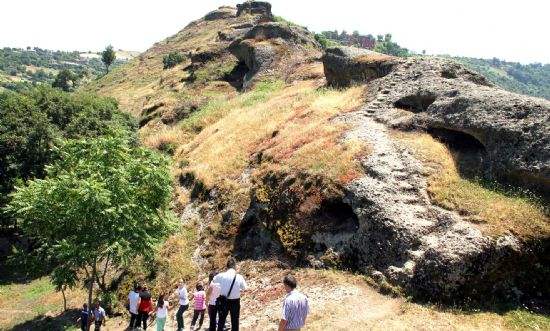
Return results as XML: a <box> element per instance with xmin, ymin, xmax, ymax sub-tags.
<box><xmin>236</xmin><ymin>1</ymin><xmax>273</xmax><ymax>18</ymax></box>
<box><xmin>229</xmin><ymin>22</ymin><xmax>321</xmax><ymax>89</ymax></box>
<box><xmin>322</xmin><ymin>46</ymin><xmax>398</xmax><ymax>87</ymax></box>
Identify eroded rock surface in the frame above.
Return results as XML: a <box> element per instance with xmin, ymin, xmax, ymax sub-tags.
<box><xmin>323</xmin><ymin>46</ymin><xmax>398</xmax><ymax>87</ymax></box>
<box><xmin>324</xmin><ymin>48</ymin><xmax>550</xmax><ymax>194</ymax></box>
<box><xmin>229</xmin><ymin>22</ymin><xmax>321</xmax><ymax>88</ymax></box>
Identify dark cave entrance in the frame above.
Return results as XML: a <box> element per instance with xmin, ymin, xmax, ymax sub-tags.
<box><xmin>428</xmin><ymin>127</ymin><xmax>487</xmax><ymax>177</ymax></box>
<box><xmin>314</xmin><ymin>199</ymin><xmax>359</xmax><ymax>234</ymax></box>
<box><xmin>224</xmin><ymin>61</ymin><xmax>249</xmax><ymax>90</ymax></box>
<box><xmin>394</xmin><ymin>92</ymin><xmax>437</xmax><ymax>113</ymax></box>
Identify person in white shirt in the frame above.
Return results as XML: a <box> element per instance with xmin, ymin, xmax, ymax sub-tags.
<box><xmin>213</xmin><ymin>257</ymin><xmax>247</xmax><ymax>331</ymax></box>
<box><xmin>174</xmin><ymin>279</ymin><xmax>189</xmax><ymax>331</ymax></box>
<box><xmin>206</xmin><ymin>271</ymin><xmax>221</xmax><ymax>331</ymax></box>
<box><xmin>128</xmin><ymin>284</ymin><xmax>141</xmax><ymax>329</ymax></box>
<box><xmin>155</xmin><ymin>294</ymin><xmax>170</xmax><ymax>331</ymax></box>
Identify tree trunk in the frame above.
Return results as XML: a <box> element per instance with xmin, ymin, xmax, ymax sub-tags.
<box><xmin>61</xmin><ymin>286</ymin><xmax>67</xmax><ymax>311</ymax></box>
<box><xmin>87</xmin><ymin>259</ymin><xmax>97</xmax><ymax>331</ymax></box>
<box><xmin>87</xmin><ymin>277</ymin><xmax>93</xmax><ymax>331</ymax></box>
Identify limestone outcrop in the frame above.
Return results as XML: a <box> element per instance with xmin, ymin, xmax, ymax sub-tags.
<box><xmin>323</xmin><ymin>46</ymin><xmax>398</xmax><ymax>87</ymax></box>
<box><xmin>229</xmin><ymin>22</ymin><xmax>321</xmax><ymax>88</ymax></box>
<box><xmin>323</xmin><ymin>48</ymin><xmax>550</xmax><ymax>194</ymax></box>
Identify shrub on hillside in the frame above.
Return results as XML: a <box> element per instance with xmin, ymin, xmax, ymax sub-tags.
<box><xmin>163</xmin><ymin>51</ymin><xmax>184</xmax><ymax>69</ymax></box>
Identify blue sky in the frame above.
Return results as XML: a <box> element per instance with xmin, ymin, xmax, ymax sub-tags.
<box><xmin>1</xmin><ymin>0</ymin><xmax>548</xmax><ymax>63</ymax></box>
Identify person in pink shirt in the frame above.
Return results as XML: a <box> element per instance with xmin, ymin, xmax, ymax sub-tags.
<box><xmin>190</xmin><ymin>283</ymin><xmax>207</xmax><ymax>331</ymax></box>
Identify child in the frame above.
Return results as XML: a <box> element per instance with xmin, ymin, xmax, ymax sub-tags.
<box><xmin>190</xmin><ymin>283</ymin><xmax>206</xmax><ymax>331</ymax></box>
<box><xmin>76</xmin><ymin>303</ymin><xmax>89</xmax><ymax>331</ymax></box>
<box><xmin>155</xmin><ymin>294</ymin><xmax>170</xmax><ymax>331</ymax></box>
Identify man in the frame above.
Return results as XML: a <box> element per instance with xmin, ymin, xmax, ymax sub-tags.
<box><xmin>278</xmin><ymin>275</ymin><xmax>309</xmax><ymax>331</ymax></box>
<box><xmin>174</xmin><ymin>279</ymin><xmax>189</xmax><ymax>331</ymax></box>
<box><xmin>213</xmin><ymin>257</ymin><xmax>247</xmax><ymax>331</ymax></box>
<box><xmin>77</xmin><ymin>303</ymin><xmax>89</xmax><ymax>331</ymax></box>
<box><xmin>206</xmin><ymin>271</ymin><xmax>221</xmax><ymax>331</ymax></box>
<box><xmin>128</xmin><ymin>284</ymin><xmax>141</xmax><ymax>329</ymax></box>
<box><xmin>91</xmin><ymin>301</ymin><xmax>107</xmax><ymax>331</ymax></box>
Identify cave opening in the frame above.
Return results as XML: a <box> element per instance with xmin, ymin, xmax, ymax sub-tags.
<box><xmin>394</xmin><ymin>91</ymin><xmax>437</xmax><ymax>113</ymax></box>
<box><xmin>428</xmin><ymin>127</ymin><xmax>487</xmax><ymax>177</ymax></box>
<box><xmin>223</xmin><ymin>61</ymin><xmax>249</xmax><ymax>90</ymax></box>
<box><xmin>314</xmin><ymin>198</ymin><xmax>359</xmax><ymax>234</ymax></box>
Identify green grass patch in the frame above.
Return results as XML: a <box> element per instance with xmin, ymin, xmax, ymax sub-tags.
<box><xmin>23</xmin><ymin>278</ymin><xmax>55</xmax><ymax>301</ymax></box>
<box><xmin>504</xmin><ymin>309</ymin><xmax>550</xmax><ymax>330</ymax></box>
<box><xmin>193</xmin><ymin>60</ymin><xmax>236</xmax><ymax>84</ymax></box>
<box><xmin>239</xmin><ymin>80</ymin><xmax>285</xmax><ymax>107</ymax></box>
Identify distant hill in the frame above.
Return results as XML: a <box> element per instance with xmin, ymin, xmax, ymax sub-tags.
<box><xmin>0</xmin><ymin>47</ymin><xmax>137</xmax><ymax>90</ymax></box>
<box><xmin>449</xmin><ymin>57</ymin><xmax>550</xmax><ymax>100</ymax></box>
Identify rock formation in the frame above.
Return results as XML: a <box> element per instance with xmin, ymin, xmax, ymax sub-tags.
<box><xmin>323</xmin><ymin>47</ymin><xmax>550</xmax><ymax>194</ymax></box>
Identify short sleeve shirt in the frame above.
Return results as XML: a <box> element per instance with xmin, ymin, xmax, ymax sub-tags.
<box><xmin>213</xmin><ymin>269</ymin><xmax>247</xmax><ymax>300</ymax></box>
<box><xmin>281</xmin><ymin>290</ymin><xmax>309</xmax><ymax>330</ymax></box>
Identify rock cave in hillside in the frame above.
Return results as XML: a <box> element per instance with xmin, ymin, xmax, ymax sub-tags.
<box><xmin>428</xmin><ymin>127</ymin><xmax>487</xmax><ymax>177</ymax></box>
<box><xmin>223</xmin><ymin>60</ymin><xmax>249</xmax><ymax>90</ymax></box>
<box><xmin>394</xmin><ymin>91</ymin><xmax>437</xmax><ymax>113</ymax></box>
<box><xmin>234</xmin><ymin>196</ymin><xmax>359</xmax><ymax>265</ymax></box>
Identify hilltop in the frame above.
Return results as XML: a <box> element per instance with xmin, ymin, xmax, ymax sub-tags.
<box><xmin>2</xmin><ymin>1</ymin><xmax>549</xmax><ymax>330</ymax></box>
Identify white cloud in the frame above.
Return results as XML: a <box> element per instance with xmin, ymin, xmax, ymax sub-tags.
<box><xmin>1</xmin><ymin>0</ymin><xmax>548</xmax><ymax>63</ymax></box>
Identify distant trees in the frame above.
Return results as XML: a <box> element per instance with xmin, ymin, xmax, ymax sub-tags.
<box><xmin>101</xmin><ymin>45</ymin><xmax>116</xmax><ymax>73</ymax></box>
<box><xmin>7</xmin><ymin>136</ymin><xmax>175</xmax><ymax>319</ymax></box>
<box><xmin>320</xmin><ymin>30</ymin><xmax>375</xmax><ymax>49</ymax></box>
<box><xmin>374</xmin><ymin>34</ymin><xmax>410</xmax><ymax>57</ymax></box>
<box><xmin>163</xmin><ymin>51</ymin><xmax>184</xmax><ymax>69</ymax></box>
<box><xmin>0</xmin><ymin>47</ymin><xmax>123</xmax><ymax>90</ymax></box>
<box><xmin>52</xmin><ymin>69</ymin><xmax>78</xmax><ymax>91</ymax></box>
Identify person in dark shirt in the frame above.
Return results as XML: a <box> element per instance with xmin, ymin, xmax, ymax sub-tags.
<box><xmin>138</xmin><ymin>284</ymin><xmax>153</xmax><ymax>330</ymax></box>
<box><xmin>77</xmin><ymin>303</ymin><xmax>89</xmax><ymax>331</ymax></box>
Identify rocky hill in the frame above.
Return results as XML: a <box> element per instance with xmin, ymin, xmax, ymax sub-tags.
<box><xmin>90</xmin><ymin>0</ymin><xmax>549</xmax><ymax>315</ymax></box>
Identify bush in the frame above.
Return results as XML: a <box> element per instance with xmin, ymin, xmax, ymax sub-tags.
<box><xmin>163</xmin><ymin>51</ymin><xmax>184</xmax><ymax>69</ymax></box>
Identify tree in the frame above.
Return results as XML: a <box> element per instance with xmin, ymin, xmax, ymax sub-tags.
<box><xmin>162</xmin><ymin>51</ymin><xmax>184</xmax><ymax>69</ymax></box>
<box><xmin>52</xmin><ymin>69</ymin><xmax>78</xmax><ymax>92</ymax></box>
<box><xmin>101</xmin><ymin>45</ymin><xmax>116</xmax><ymax>73</ymax></box>
<box><xmin>7</xmin><ymin>137</ymin><xmax>175</xmax><ymax>318</ymax></box>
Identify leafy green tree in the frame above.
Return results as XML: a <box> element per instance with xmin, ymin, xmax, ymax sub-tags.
<box><xmin>52</xmin><ymin>69</ymin><xmax>78</xmax><ymax>92</ymax></box>
<box><xmin>7</xmin><ymin>137</ymin><xmax>175</xmax><ymax>316</ymax></box>
<box><xmin>101</xmin><ymin>45</ymin><xmax>116</xmax><ymax>73</ymax></box>
<box><xmin>162</xmin><ymin>51</ymin><xmax>184</xmax><ymax>69</ymax></box>
<box><xmin>0</xmin><ymin>86</ymin><xmax>136</xmax><ymax>230</ymax></box>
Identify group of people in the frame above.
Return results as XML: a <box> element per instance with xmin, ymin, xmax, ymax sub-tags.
<box><xmin>80</xmin><ymin>257</ymin><xmax>309</xmax><ymax>331</ymax></box>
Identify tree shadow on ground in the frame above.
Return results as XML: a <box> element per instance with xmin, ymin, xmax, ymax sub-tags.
<box><xmin>10</xmin><ymin>308</ymin><xmax>80</xmax><ymax>331</ymax></box>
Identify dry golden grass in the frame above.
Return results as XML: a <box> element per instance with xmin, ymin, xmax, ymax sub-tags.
<box><xmin>394</xmin><ymin>130</ymin><xmax>550</xmax><ymax>238</ymax></box>
<box><xmin>356</xmin><ymin>52</ymin><xmax>395</xmax><ymax>64</ymax></box>
<box><xmin>176</xmin><ymin>80</ymin><xmax>365</xmax><ymax>189</ymax></box>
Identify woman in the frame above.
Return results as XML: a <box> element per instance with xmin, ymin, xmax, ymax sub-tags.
<box><xmin>138</xmin><ymin>284</ymin><xmax>153</xmax><ymax>330</ymax></box>
<box><xmin>155</xmin><ymin>294</ymin><xmax>170</xmax><ymax>331</ymax></box>
<box><xmin>206</xmin><ymin>272</ymin><xmax>220</xmax><ymax>331</ymax></box>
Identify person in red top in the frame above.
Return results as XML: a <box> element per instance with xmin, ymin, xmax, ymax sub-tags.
<box><xmin>138</xmin><ymin>284</ymin><xmax>154</xmax><ymax>330</ymax></box>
